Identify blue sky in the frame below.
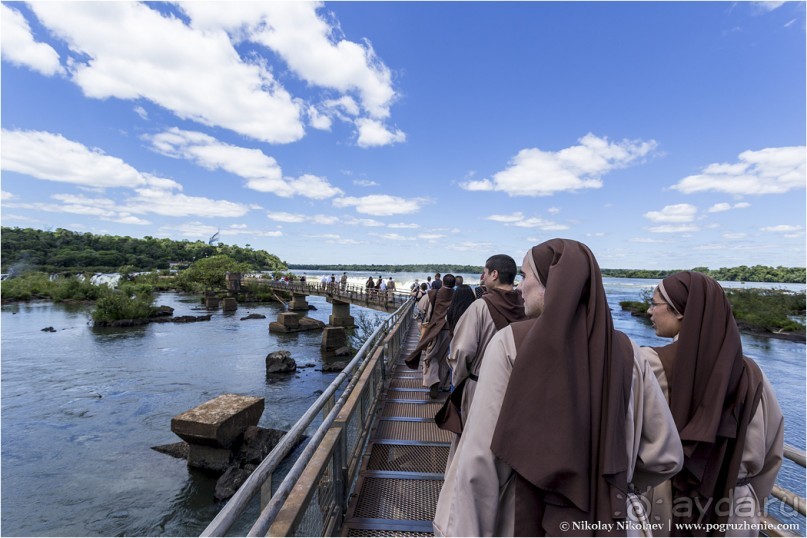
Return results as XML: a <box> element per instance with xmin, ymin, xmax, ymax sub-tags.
<box><xmin>1</xmin><ymin>1</ymin><xmax>805</xmax><ymax>269</ymax></box>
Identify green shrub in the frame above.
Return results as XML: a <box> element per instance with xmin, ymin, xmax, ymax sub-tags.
<box><xmin>92</xmin><ymin>292</ymin><xmax>155</xmax><ymax>322</ymax></box>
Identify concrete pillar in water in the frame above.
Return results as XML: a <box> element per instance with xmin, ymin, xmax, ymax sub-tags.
<box><xmin>222</xmin><ymin>297</ymin><xmax>237</xmax><ymax>312</ymax></box>
<box><xmin>329</xmin><ymin>298</ymin><xmax>354</xmax><ymax>327</ymax></box>
<box><xmin>171</xmin><ymin>394</ymin><xmax>264</xmax><ymax>473</ymax></box>
<box><xmin>205</xmin><ymin>297</ymin><xmax>220</xmax><ymax>309</ymax></box>
<box><xmin>288</xmin><ymin>293</ymin><xmax>309</xmax><ymax>311</ymax></box>
<box><xmin>321</xmin><ymin>326</ymin><xmax>348</xmax><ymax>354</ymax></box>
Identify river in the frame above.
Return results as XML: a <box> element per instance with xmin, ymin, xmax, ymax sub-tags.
<box><xmin>1</xmin><ymin>275</ymin><xmax>804</xmax><ymax>536</ymax></box>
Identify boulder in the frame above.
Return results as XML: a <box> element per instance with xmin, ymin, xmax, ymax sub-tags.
<box><xmin>214</xmin><ymin>466</ymin><xmax>251</xmax><ymax>501</ymax></box>
<box><xmin>240</xmin><ymin>313</ymin><xmax>267</xmax><ymax>321</ymax></box>
<box><xmin>322</xmin><ymin>360</ymin><xmax>348</xmax><ymax>372</ymax></box>
<box><xmin>266</xmin><ymin>350</ymin><xmax>297</xmax><ymax>374</ymax></box>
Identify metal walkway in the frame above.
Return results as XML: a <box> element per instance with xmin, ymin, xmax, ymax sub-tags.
<box><xmin>341</xmin><ymin>323</ymin><xmax>452</xmax><ymax>537</ymax></box>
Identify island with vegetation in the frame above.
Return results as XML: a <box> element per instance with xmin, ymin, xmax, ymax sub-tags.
<box><xmin>1</xmin><ymin>227</ymin><xmax>804</xmax><ymax>337</ymax></box>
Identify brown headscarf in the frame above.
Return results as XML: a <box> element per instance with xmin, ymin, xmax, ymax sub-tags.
<box><xmin>490</xmin><ymin>239</ymin><xmax>634</xmax><ymax>536</ymax></box>
<box><xmin>481</xmin><ymin>286</ymin><xmax>526</xmax><ymax>330</ymax></box>
<box><xmin>651</xmin><ymin>272</ymin><xmax>764</xmax><ymax>534</ymax></box>
<box><xmin>405</xmin><ymin>285</ymin><xmax>454</xmax><ymax>369</ymax></box>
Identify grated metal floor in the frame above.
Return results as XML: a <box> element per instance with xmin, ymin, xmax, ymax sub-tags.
<box><xmin>342</xmin><ymin>323</ymin><xmax>449</xmax><ymax>536</ymax></box>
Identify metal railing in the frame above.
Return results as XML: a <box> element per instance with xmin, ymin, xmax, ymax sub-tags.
<box><xmin>201</xmin><ymin>298</ymin><xmax>415</xmax><ymax>537</ymax></box>
<box><xmin>762</xmin><ymin>445</ymin><xmax>806</xmax><ymax>537</ymax></box>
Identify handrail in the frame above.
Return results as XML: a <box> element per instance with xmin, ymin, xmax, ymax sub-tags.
<box><xmin>201</xmin><ymin>298</ymin><xmax>413</xmax><ymax>537</ymax></box>
<box><xmin>242</xmin><ymin>278</ymin><xmax>412</xmax><ymax>308</ymax></box>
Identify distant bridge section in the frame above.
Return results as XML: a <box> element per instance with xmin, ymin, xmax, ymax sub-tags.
<box><xmin>240</xmin><ymin>277</ymin><xmax>411</xmax><ymax>327</ymax></box>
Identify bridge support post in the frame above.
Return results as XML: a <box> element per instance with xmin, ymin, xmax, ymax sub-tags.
<box><xmin>329</xmin><ymin>298</ymin><xmax>355</xmax><ymax>328</ymax></box>
<box><xmin>288</xmin><ymin>293</ymin><xmax>309</xmax><ymax>311</ymax></box>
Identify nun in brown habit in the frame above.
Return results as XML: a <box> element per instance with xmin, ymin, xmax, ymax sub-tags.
<box><xmin>433</xmin><ymin>239</ymin><xmax>682</xmax><ymax>537</ymax></box>
<box><xmin>640</xmin><ymin>272</ymin><xmax>784</xmax><ymax>536</ymax></box>
<box><xmin>406</xmin><ymin>274</ymin><xmax>456</xmax><ymax>396</ymax></box>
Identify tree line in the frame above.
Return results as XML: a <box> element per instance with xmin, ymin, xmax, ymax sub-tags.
<box><xmin>290</xmin><ymin>264</ymin><xmax>805</xmax><ymax>284</ymax></box>
<box><xmin>2</xmin><ymin>227</ymin><xmax>804</xmax><ymax>283</ymax></box>
<box><xmin>1</xmin><ymin>227</ymin><xmax>287</xmax><ymax>274</ymax></box>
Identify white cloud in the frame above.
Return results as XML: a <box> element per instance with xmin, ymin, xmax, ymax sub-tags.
<box><xmin>751</xmin><ymin>1</ymin><xmax>786</xmax><ymax>13</ymax></box>
<box><xmin>647</xmin><ymin>224</ymin><xmax>700</xmax><ymax>233</ymax></box>
<box><xmin>761</xmin><ymin>224</ymin><xmax>802</xmax><ymax>233</ymax></box>
<box><xmin>547</xmin><ymin>207</ymin><xmax>561</xmax><ymax>214</ymax></box>
<box><xmin>147</xmin><ymin>128</ymin><xmax>343</xmax><ymax>199</ymax></box>
<box><xmin>134</xmin><ymin>106</ymin><xmax>149</xmax><ymax>120</ymax></box>
<box><xmin>388</xmin><ymin>223</ymin><xmax>420</xmax><ymax>229</ymax></box>
<box><xmin>1</xmin><ymin>191</ymin><xmax>15</xmax><ymax>201</ymax></box>
<box><xmin>163</xmin><ymin>221</ymin><xmax>282</xmax><ymax>239</ymax></box>
<box><xmin>182</xmin><ymin>3</ymin><xmax>396</xmax><ymax>119</ymax></box>
<box><xmin>356</xmin><ymin>118</ymin><xmax>406</xmax><ymax>148</ymax></box>
<box><xmin>2</xmin><ymin>129</ymin><xmax>146</xmax><ymax>188</ymax></box>
<box><xmin>267</xmin><ymin>212</ymin><xmax>306</xmax><ymax>223</ymax></box>
<box><xmin>722</xmin><ymin>232</ymin><xmax>748</xmax><ymax>240</ymax></box>
<box><xmin>344</xmin><ymin>217</ymin><xmax>385</xmax><ymax>227</ymax></box>
<box><xmin>629</xmin><ymin>237</ymin><xmax>668</xmax><ymax>244</ymax></box>
<box><xmin>307</xmin><ymin>106</ymin><xmax>332</xmax><ymax>131</ymax></box>
<box><xmin>708</xmin><ymin>202</ymin><xmax>751</xmax><ymax>213</ymax></box>
<box><xmin>1</xmin><ymin>4</ymin><xmax>64</xmax><ymax>76</ymax></box>
<box><xmin>333</xmin><ymin>194</ymin><xmax>424</xmax><ymax>216</ymax></box>
<box><xmin>486</xmin><ymin>212</ymin><xmax>525</xmax><ymax>223</ymax></box>
<box><xmin>644</xmin><ymin>204</ymin><xmax>698</xmax><ymax>223</ymax></box>
<box><xmin>353</xmin><ymin>179</ymin><xmax>379</xmax><ymax>187</ymax></box>
<box><xmin>461</xmin><ymin>133</ymin><xmax>657</xmax><ymax>196</ymax></box>
<box><xmin>449</xmin><ymin>241</ymin><xmax>494</xmax><ymax>252</ymax></box>
<box><xmin>30</xmin><ymin>2</ymin><xmax>304</xmax><ymax>144</ymax></box>
<box><xmin>671</xmin><ymin>146</ymin><xmax>805</xmax><ymax>195</ymax></box>
<box><xmin>125</xmin><ymin>188</ymin><xmax>251</xmax><ymax>218</ymax></box>
<box><xmin>486</xmin><ymin>212</ymin><xmax>568</xmax><ymax>230</ymax></box>
<box><xmin>372</xmin><ymin>233</ymin><xmax>416</xmax><ymax>241</ymax></box>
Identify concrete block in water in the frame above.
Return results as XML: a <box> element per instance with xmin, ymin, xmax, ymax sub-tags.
<box><xmin>171</xmin><ymin>394</ymin><xmax>264</xmax><ymax>448</ymax></box>
<box><xmin>222</xmin><ymin>297</ymin><xmax>237</xmax><ymax>312</ymax></box>
<box><xmin>321</xmin><ymin>326</ymin><xmax>348</xmax><ymax>353</ymax></box>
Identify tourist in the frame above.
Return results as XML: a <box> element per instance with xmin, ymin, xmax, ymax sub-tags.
<box><xmin>640</xmin><ymin>272</ymin><xmax>784</xmax><ymax>535</ymax></box>
<box><xmin>387</xmin><ymin>277</ymin><xmax>396</xmax><ymax>294</ymax></box>
<box><xmin>432</xmin><ymin>272</ymin><xmax>443</xmax><ymax>290</ymax></box>
<box><xmin>433</xmin><ymin>239</ymin><xmax>682</xmax><ymax>536</ymax></box>
<box><xmin>340</xmin><ymin>272</ymin><xmax>348</xmax><ymax>291</ymax></box>
<box><xmin>406</xmin><ymin>274</ymin><xmax>457</xmax><ymax>398</ymax></box>
<box><xmin>437</xmin><ymin>255</ymin><xmax>525</xmax><ymax>468</ymax></box>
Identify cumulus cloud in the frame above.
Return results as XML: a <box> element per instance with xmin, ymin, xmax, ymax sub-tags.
<box><xmin>2</xmin><ymin>129</ymin><xmax>147</xmax><ymax>188</ymax></box>
<box><xmin>356</xmin><ymin>118</ymin><xmax>406</xmax><ymax>148</ymax></box>
<box><xmin>486</xmin><ymin>212</ymin><xmax>568</xmax><ymax>230</ymax></box>
<box><xmin>1</xmin><ymin>3</ymin><xmax>64</xmax><ymax>76</ymax></box>
<box><xmin>29</xmin><ymin>2</ymin><xmax>304</xmax><ymax>144</ymax></box>
<box><xmin>181</xmin><ymin>3</ymin><xmax>396</xmax><ymax>118</ymax></box>
<box><xmin>708</xmin><ymin>202</ymin><xmax>751</xmax><ymax>213</ymax></box>
<box><xmin>671</xmin><ymin>146</ymin><xmax>805</xmax><ymax>195</ymax></box>
<box><xmin>761</xmin><ymin>224</ymin><xmax>802</xmax><ymax>233</ymax></box>
<box><xmin>647</xmin><ymin>224</ymin><xmax>700</xmax><ymax>233</ymax></box>
<box><xmin>644</xmin><ymin>204</ymin><xmax>698</xmax><ymax>223</ymax></box>
<box><xmin>163</xmin><ymin>221</ymin><xmax>283</xmax><ymax>240</ymax></box>
<box><xmin>388</xmin><ymin>223</ymin><xmax>420</xmax><ymax>229</ymax></box>
<box><xmin>333</xmin><ymin>194</ymin><xmax>424</xmax><ymax>216</ymax></box>
<box><xmin>1</xmin><ymin>129</ymin><xmax>252</xmax><ymax>219</ymax></box>
<box><xmin>307</xmin><ymin>106</ymin><xmax>332</xmax><ymax>131</ymax></box>
<box><xmin>461</xmin><ymin>133</ymin><xmax>657</xmax><ymax>196</ymax></box>
<box><xmin>147</xmin><ymin>128</ymin><xmax>343</xmax><ymax>199</ymax></box>
<box><xmin>266</xmin><ymin>212</ymin><xmax>339</xmax><ymax>225</ymax></box>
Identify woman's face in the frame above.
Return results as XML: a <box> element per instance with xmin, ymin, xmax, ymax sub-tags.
<box><xmin>520</xmin><ymin>253</ymin><xmax>546</xmax><ymax>318</ymax></box>
<box><xmin>647</xmin><ymin>288</ymin><xmax>683</xmax><ymax>338</ymax></box>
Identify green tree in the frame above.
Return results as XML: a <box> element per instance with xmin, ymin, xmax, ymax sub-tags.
<box><xmin>174</xmin><ymin>255</ymin><xmax>252</xmax><ymax>292</ymax></box>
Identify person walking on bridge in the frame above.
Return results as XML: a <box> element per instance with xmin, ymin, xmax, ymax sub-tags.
<box><xmin>437</xmin><ymin>254</ymin><xmax>526</xmax><ymax>467</ymax></box>
<box><xmin>405</xmin><ymin>274</ymin><xmax>456</xmax><ymax>398</ymax></box>
<box><xmin>433</xmin><ymin>239</ymin><xmax>682</xmax><ymax>536</ymax></box>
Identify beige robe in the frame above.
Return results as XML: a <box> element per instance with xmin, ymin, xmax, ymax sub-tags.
<box><xmin>448</xmin><ymin>299</ymin><xmax>500</xmax><ymax>424</ymax></box>
<box><xmin>639</xmin><ymin>347</ymin><xmax>785</xmax><ymax>537</ymax></box>
<box><xmin>445</xmin><ymin>299</ymin><xmax>499</xmax><ymax>466</ymax></box>
<box><xmin>433</xmin><ymin>326</ymin><xmax>683</xmax><ymax>537</ymax></box>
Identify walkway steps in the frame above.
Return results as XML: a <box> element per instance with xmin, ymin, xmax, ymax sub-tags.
<box><xmin>342</xmin><ymin>325</ymin><xmax>449</xmax><ymax>536</ymax></box>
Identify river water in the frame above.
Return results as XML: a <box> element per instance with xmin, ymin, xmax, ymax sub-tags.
<box><xmin>1</xmin><ymin>276</ymin><xmax>804</xmax><ymax>536</ymax></box>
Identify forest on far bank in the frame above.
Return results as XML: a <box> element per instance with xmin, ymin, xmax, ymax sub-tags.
<box><xmin>290</xmin><ymin>264</ymin><xmax>806</xmax><ymax>284</ymax></box>
<box><xmin>1</xmin><ymin>227</ymin><xmax>804</xmax><ymax>283</ymax></box>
